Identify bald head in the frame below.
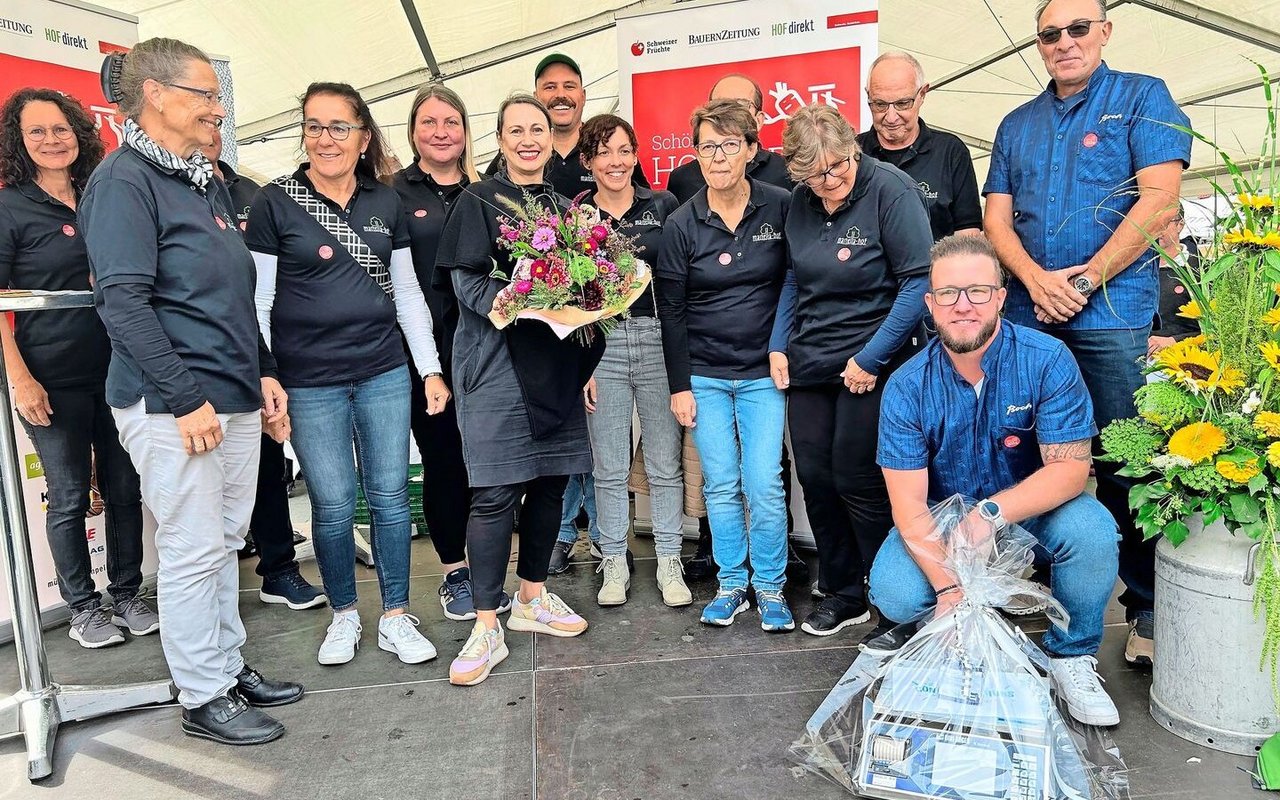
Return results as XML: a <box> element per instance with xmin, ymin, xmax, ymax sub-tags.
<box><xmin>866</xmin><ymin>52</ymin><xmax>928</xmax><ymax>149</ymax></box>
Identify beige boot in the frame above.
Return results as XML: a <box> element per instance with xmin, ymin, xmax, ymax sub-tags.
<box><xmin>656</xmin><ymin>555</ymin><xmax>693</xmax><ymax>607</ymax></box>
<box><xmin>596</xmin><ymin>555</ymin><xmax>630</xmax><ymax>606</ymax></box>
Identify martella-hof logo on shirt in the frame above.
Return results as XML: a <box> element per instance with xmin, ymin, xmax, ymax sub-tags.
<box><xmin>364</xmin><ymin>216</ymin><xmax>392</xmax><ymax>235</ymax></box>
<box><xmin>752</xmin><ymin>223</ymin><xmax>782</xmax><ymax>242</ymax></box>
<box><xmin>635</xmin><ymin>210</ymin><xmax>661</xmax><ymax>227</ymax></box>
<box><xmin>918</xmin><ymin>181</ymin><xmax>939</xmax><ymax>201</ymax></box>
<box><xmin>837</xmin><ymin>226</ymin><xmax>869</xmax><ymax>246</ymax></box>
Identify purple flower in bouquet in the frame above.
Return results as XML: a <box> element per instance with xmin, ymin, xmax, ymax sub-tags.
<box><xmin>591</xmin><ymin>224</ymin><xmax>610</xmax><ymax>243</ymax></box>
<box><xmin>515</xmin><ymin>280</ymin><xmax>534</xmax><ymax>294</ymax></box>
<box><xmin>531</xmin><ymin>227</ymin><xmax>557</xmax><ymax>252</ymax></box>
<box><xmin>500</xmin><ymin>223</ymin><xmax>521</xmax><ymax>242</ymax></box>
<box><xmin>582</xmin><ymin>280</ymin><xmax>604</xmax><ymax>311</ymax></box>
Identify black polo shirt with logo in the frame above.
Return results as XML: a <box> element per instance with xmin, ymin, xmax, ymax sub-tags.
<box><xmin>485</xmin><ymin>142</ymin><xmax>650</xmax><ymax>200</ymax></box>
<box><xmin>245</xmin><ymin>166</ymin><xmax>411</xmax><ymax>388</ymax></box>
<box><xmin>780</xmin><ymin>156</ymin><xmax>933</xmax><ymax>387</ymax></box>
<box><xmin>0</xmin><ymin>182</ymin><xmax>111</xmax><ymax>390</ymax></box>
<box><xmin>218</xmin><ymin>160</ymin><xmax>261</xmax><ymax>232</ymax></box>
<box><xmin>857</xmin><ymin>119</ymin><xmax>982</xmax><ymax>242</ymax></box>
<box><xmin>666</xmin><ymin>148</ymin><xmax>794</xmax><ymax>206</ymax></box>
<box><xmin>655</xmin><ymin>178</ymin><xmax>790</xmax><ymax>393</ymax></box>
<box><xmin>392</xmin><ymin>162</ymin><xmax>469</xmax><ymax>378</ymax></box>
<box><xmin>80</xmin><ymin>146</ymin><xmax>268</xmax><ymax>416</ymax></box>
<box><xmin>584</xmin><ymin>185</ymin><xmax>679</xmax><ymax>317</ymax></box>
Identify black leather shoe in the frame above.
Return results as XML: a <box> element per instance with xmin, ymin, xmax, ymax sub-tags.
<box><xmin>785</xmin><ymin>542</ymin><xmax>810</xmax><ymax>585</ymax></box>
<box><xmin>181</xmin><ymin>691</ymin><xmax>285</xmax><ymax>745</ymax></box>
<box><xmin>684</xmin><ymin>529</ymin><xmax>717</xmax><ymax>580</ymax></box>
<box><xmin>236</xmin><ymin>665</ymin><xmax>304</xmax><ymax>707</ymax></box>
<box><xmin>858</xmin><ymin>620</ymin><xmax>915</xmax><ymax>657</ymax></box>
<box><xmin>800</xmin><ymin>596</ymin><xmax>871</xmax><ymax>637</ymax></box>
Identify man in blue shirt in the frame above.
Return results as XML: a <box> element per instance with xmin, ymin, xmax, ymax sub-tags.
<box><xmin>868</xmin><ymin>234</ymin><xmax>1120</xmax><ymax>727</ymax></box>
<box><xmin>982</xmin><ymin>0</ymin><xmax>1190</xmax><ymax>666</ymax></box>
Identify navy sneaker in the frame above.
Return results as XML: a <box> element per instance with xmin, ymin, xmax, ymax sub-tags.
<box><xmin>756</xmin><ymin>590</ymin><xmax>795</xmax><ymax>632</ymax></box>
<box><xmin>700</xmin><ymin>587</ymin><xmax>750</xmax><ymax>626</ymax></box>
<box><xmin>259</xmin><ymin>569</ymin><xmax>327</xmax><ymax>610</ymax></box>
<box><xmin>439</xmin><ymin>568</ymin><xmax>511</xmax><ymax>621</ymax></box>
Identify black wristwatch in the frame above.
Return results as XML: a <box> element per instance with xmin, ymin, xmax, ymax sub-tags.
<box><xmin>1071</xmin><ymin>274</ymin><xmax>1096</xmax><ymax>297</ymax></box>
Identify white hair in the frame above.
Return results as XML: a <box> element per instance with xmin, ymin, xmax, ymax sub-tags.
<box><xmin>866</xmin><ymin>51</ymin><xmax>926</xmax><ymax>92</ymax></box>
<box><xmin>1035</xmin><ymin>0</ymin><xmax>1107</xmax><ymax>26</ymax></box>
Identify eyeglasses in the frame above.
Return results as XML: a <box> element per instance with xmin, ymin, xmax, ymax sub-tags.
<box><xmin>1036</xmin><ymin>18</ymin><xmax>1105</xmax><ymax>45</ymax></box>
<box><xmin>803</xmin><ymin>156</ymin><xmax>853</xmax><ymax>187</ymax></box>
<box><xmin>23</xmin><ymin>125</ymin><xmax>75</xmax><ymax>142</ymax></box>
<box><xmin>166</xmin><ymin>83</ymin><xmax>223</xmax><ymax>105</ymax></box>
<box><xmin>930</xmin><ymin>284</ymin><xmax>999</xmax><ymax>306</ymax></box>
<box><xmin>695</xmin><ymin>139</ymin><xmax>743</xmax><ymax>160</ymax></box>
<box><xmin>302</xmin><ymin>121</ymin><xmax>365</xmax><ymax>141</ymax></box>
<box><xmin>867</xmin><ymin>90</ymin><xmax>922</xmax><ymax>114</ymax></box>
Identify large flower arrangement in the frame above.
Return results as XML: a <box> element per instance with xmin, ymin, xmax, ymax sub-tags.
<box><xmin>1099</xmin><ymin>68</ymin><xmax>1280</xmax><ymax>705</ymax></box>
<box><xmin>487</xmin><ymin>195</ymin><xmax>650</xmax><ymax>340</ymax></box>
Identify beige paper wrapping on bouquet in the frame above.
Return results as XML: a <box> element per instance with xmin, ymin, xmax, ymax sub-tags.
<box><xmin>488</xmin><ymin>266</ymin><xmax>653</xmax><ymax>340</ymax></box>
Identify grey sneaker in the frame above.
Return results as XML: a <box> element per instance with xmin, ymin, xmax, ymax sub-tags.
<box><xmin>112</xmin><ymin>596</ymin><xmax>161</xmax><ymax>636</ymax></box>
<box><xmin>70</xmin><ymin>606</ymin><xmax>125</xmax><ymax>648</ymax></box>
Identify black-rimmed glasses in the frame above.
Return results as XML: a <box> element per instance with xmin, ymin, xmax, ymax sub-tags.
<box><xmin>1036</xmin><ymin>18</ymin><xmax>1105</xmax><ymax>45</ymax></box>
<box><xmin>695</xmin><ymin>139</ymin><xmax>743</xmax><ymax>159</ymax></box>
<box><xmin>302</xmin><ymin>121</ymin><xmax>365</xmax><ymax>141</ymax></box>
<box><xmin>167</xmin><ymin>83</ymin><xmax>223</xmax><ymax>105</ymax></box>
<box><xmin>867</xmin><ymin>89</ymin><xmax>922</xmax><ymax>114</ymax></box>
<box><xmin>930</xmin><ymin>284</ymin><xmax>999</xmax><ymax>306</ymax></box>
<box><xmin>803</xmin><ymin>156</ymin><xmax>853</xmax><ymax>187</ymax></box>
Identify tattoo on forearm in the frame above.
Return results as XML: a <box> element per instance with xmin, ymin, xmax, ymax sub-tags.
<box><xmin>1040</xmin><ymin>439</ymin><xmax>1093</xmax><ymax>464</ymax></box>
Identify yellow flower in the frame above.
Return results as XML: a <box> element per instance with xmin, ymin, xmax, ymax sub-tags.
<box><xmin>1177</xmin><ymin>300</ymin><xmax>1202</xmax><ymax>319</ymax></box>
<box><xmin>1168</xmin><ymin>422</ymin><xmax>1228</xmax><ymax>464</ymax></box>
<box><xmin>1216</xmin><ymin>457</ymin><xmax>1262</xmax><ymax>484</ymax></box>
<box><xmin>1209</xmin><ymin>364</ymin><xmax>1246</xmax><ymax>394</ymax></box>
<box><xmin>1264</xmin><ymin>308</ymin><xmax>1280</xmax><ymax>330</ymax></box>
<box><xmin>1238</xmin><ymin>193</ymin><xmax>1277</xmax><ymax>209</ymax></box>
<box><xmin>1268</xmin><ymin>442</ymin><xmax>1280</xmax><ymax>469</ymax></box>
<box><xmin>1266</xmin><ymin>232</ymin><xmax>1280</xmax><ymax>250</ymax></box>
<box><xmin>1262</xmin><ymin>341</ymin><xmax>1280</xmax><ymax>371</ymax></box>
<box><xmin>1185</xmin><ymin>333</ymin><xmax>1207</xmax><ymax>347</ymax></box>
<box><xmin>1256</xmin><ymin>411</ymin><xmax>1280</xmax><ymax>438</ymax></box>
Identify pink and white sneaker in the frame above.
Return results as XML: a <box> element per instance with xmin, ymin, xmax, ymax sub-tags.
<box><xmin>506</xmin><ymin>588</ymin><xmax>588</xmax><ymax>638</ymax></box>
<box><xmin>449</xmin><ymin>620</ymin><xmax>508</xmax><ymax>686</ymax></box>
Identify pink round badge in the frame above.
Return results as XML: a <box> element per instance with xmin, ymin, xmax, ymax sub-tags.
<box><xmin>214</xmin><ymin>216</ymin><xmax>227</xmax><ymax>230</ymax></box>
<box><xmin>239</xmin><ymin>221</ymin><xmax>248</xmax><ymax>231</ymax></box>
<box><xmin>318</xmin><ymin>245</ymin><xmax>334</xmax><ymax>260</ymax></box>
<box><xmin>1004</xmin><ymin>435</ymin><xmax>1021</xmax><ymax>448</ymax></box>
<box><xmin>414</xmin><ymin>209</ymin><xmax>428</xmax><ymax>218</ymax></box>
<box><xmin>61</xmin><ymin>224</ymin><xmax>75</xmax><ymax>237</ymax></box>
<box><xmin>1082</xmin><ymin>132</ymin><xmax>1099</xmax><ymax>148</ymax></box>
<box><xmin>718</xmin><ymin>252</ymin><xmax>732</xmax><ymax>266</ymax></box>
<box><xmin>837</xmin><ymin>247</ymin><xmax>851</xmax><ymax>262</ymax></box>
<box><xmin>1174</xmin><ymin>285</ymin><xmax>1185</xmax><ymax>294</ymax></box>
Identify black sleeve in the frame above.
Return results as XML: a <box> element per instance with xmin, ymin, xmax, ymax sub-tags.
<box><xmin>950</xmin><ymin>142</ymin><xmax>983</xmax><ymax>232</ymax></box>
<box><xmin>655</xmin><ymin>216</ymin><xmax>692</xmax><ymax>393</ymax></box>
<box><xmin>484</xmin><ymin>154</ymin><xmax>501</xmax><ymax>178</ymax></box>
<box><xmin>258</xmin><ymin>330</ymin><xmax>278</xmax><ymax>380</ymax></box>
<box><xmin>437</xmin><ymin>190</ymin><xmax>504</xmax><ymax>316</ymax></box>
<box><xmin>99</xmin><ymin>282</ymin><xmax>207</xmax><ymax>416</ymax></box>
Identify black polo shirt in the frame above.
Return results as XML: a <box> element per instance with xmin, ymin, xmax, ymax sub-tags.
<box><xmin>0</xmin><ymin>182</ymin><xmax>111</xmax><ymax>390</ymax></box>
<box><xmin>80</xmin><ymin>146</ymin><xmax>266</xmax><ymax>415</ymax></box>
<box><xmin>655</xmin><ymin>179</ymin><xmax>790</xmax><ymax>393</ymax></box>
<box><xmin>1154</xmin><ymin>237</ymin><xmax>1202</xmax><ymax>339</ymax></box>
<box><xmin>218</xmin><ymin>160</ymin><xmax>261</xmax><ymax>232</ymax></box>
<box><xmin>780</xmin><ymin>157</ymin><xmax>933</xmax><ymax>386</ymax></box>
<box><xmin>485</xmin><ymin>142</ymin><xmax>650</xmax><ymax>200</ymax></box>
<box><xmin>245</xmin><ymin>166</ymin><xmax>411</xmax><ymax>388</ymax></box>
<box><xmin>666</xmin><ymin>148</ymin><xmax>793</xmax><ymax>206</ymax></box>
<box><xmin>583</xmin><ymin>185</ymin><xmax>679</xmax><ymax>317</ymax></box>
<box><xmin>392</xmin><ymin>162</ymin><xmax>468</xmax><ymax>377</ymax></box>
<box><xmin>857</xmin><ymin>119</ymin><xmax>982</xmax><ymax>242</ymax></box>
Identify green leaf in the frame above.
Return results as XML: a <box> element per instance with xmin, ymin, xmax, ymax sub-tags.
<box><xmin>1241</xmin><ymin>519</ymin><xmax>1269</xmax><ymax>540</ymax></box>
<box><xmin>1249</xmin><ymin>474</ymin><xmax>1270</xmax><ymax>495</ymax></box>
<box><xmin>1164</xmin><ymin>519</ymin><xmax>1190</xmax><ymax>546</ymax></box>
<box><xmin>1129</xmin><ymin>483</ymin><xmax>1152</xmax><ymax>509</ymax></box>
<box><xmin>1229</xmin><ymin>491</ymin><xmax>1262</xmax><ymax>523</ymax></box>
<box><xmin>1117</xmin><ymin>464</ymin><xmax>1155</xmax><ymax>479</ymax></box>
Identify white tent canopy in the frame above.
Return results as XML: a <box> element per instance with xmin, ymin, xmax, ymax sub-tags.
<box><xmin>99</xmin><ymin>0</ymin><xmax>1280</xmax><ymax>206</ymax></box>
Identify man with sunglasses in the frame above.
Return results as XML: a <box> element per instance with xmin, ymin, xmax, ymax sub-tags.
<box><xmin>982</xmin><ymin>0</ymin><xmax>1191</xmax><ymax>667</ymax></box>
<box><xmin>856</xmin><ymin>52</ymin><xmax>982</xmax><ymax>242</ymax></box>
<box><xmin>867</xmin><ymin>234</ymin><xmax>1121</xmax><ymax>727</ymax></box>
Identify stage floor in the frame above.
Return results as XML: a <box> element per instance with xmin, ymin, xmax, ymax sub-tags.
<box><xmin>0</xmin><ymin>516</ymin><xmax>1263</xmax><ymax>799</ymax></box>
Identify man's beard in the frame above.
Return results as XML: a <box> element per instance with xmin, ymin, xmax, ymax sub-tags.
<box><xmin>937</xmin><ymin>315</ymin><xmax>999</xmax><ymax>354</ymax></box>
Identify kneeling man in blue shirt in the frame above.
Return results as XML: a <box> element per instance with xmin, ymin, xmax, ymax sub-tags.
<box><xmin>867</xmin><ymin>234</ymin><xmax>1120</xmax><ymax>726</ymax></box>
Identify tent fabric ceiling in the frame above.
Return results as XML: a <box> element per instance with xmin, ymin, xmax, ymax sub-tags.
<box><xmin>98</xmin><ymin>0</ymin><xmax>1280</xmax><ymax>199</ymax></box>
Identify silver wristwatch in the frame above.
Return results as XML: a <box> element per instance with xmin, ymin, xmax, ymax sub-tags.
<box><xmin>1071</xmin><ymin>274</ymin><xmax>1096</xmax><ymax>297</ymax></box>
<box><xmin>977</xmin><ymin>498</ymin><xmax>1007</xmax><ymax>531</ymax></box>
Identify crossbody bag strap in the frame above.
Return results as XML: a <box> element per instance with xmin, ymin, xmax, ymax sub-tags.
<box><xmin>272</xmin><ymin>176</ymin><xmax>394</xmax><ymax>298</ymax></box>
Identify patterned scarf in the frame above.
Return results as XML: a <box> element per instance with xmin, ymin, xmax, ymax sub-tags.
<box><xmin>122</xmin><ymin>118</ymin><xmax>214</xmax><ymax>191</ymax></box>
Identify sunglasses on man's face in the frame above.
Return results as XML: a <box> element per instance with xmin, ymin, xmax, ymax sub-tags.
<box><xmin>1036</xmin><ymin>18</ymin><xmax>1105</xmax><ymax>45</ymax></box>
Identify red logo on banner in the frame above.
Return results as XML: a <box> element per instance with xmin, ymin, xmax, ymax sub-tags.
<box><xmin>1004</xmin><ymin>435</ymin><xmax>1021</xmax><ymax>448</ymax></box>
<box><xmin>62</xmin><ymin>224</ymin><xmax>76</xmax><ymax>237</ymax></box>
<box><xmin>631</xmin><ymin>41</ymin><xmax>645</xmax><ymax>57</ymax></box>
<box><xmin>827</xmin><ymin>11</ymin><xmax>879</xmax><ymax>28</ymax></box>
<box><xmin>1083</xmin><ymin>132</ymin><xmax>1099</xmax><ymax>148</ymax></box>
<box><xmin>414</xmin><ymin>209</ymin><xmax>428</xmax><ymax>218</ymax></box>
<box><xmin>318</xmin><ymin>245</ymin><xmax>334</xmax><ymax>260</ymax></box>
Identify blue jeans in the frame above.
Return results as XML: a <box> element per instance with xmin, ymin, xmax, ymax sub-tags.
<box><xmin>868</xmin><ymin>494</ymin><xmax>1119</xmax><ymax>656</ymax></box>
<box><xmin>1042</xmin><ymin>325</ymin><xmax>1152</xmax><ymax>622</ymax></box>
<box><xmin>689</xmin><ymin>375</ymin><xmax>787</xmax><ymax>592</ymax></box>
<box><xmin>288</xmin><ymin>365</ymin><xmax>412</xmax><ymax>612</ymax></box>
<box><xmin>558</xmin><ymin>473</ymin><xmax>601</xmax><ymax>544</ymax></box>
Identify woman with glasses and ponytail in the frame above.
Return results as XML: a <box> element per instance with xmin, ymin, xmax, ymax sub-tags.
<box><xmin>768</xmin><ymin>104</ymin><xmax>933</xmax><ymax>640</ymax></box>
<box><xmin>245</xmin><ymin>82</ymin><xmax>447</xmax><ymax>670</ymax></box>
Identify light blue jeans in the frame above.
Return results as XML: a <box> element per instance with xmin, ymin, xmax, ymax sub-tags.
<box><xmin>689</xmin><ymin>375</ymin><xmax>787</xmax><ymax>592</ymax></box>
<box><xmin>558</xmin><ymin>473</ymin><xmax>600</xmax><ymax>544</ymax></box>
<box><xmin>868</xmin><ymin>493</ymin><xmax>1120</xmax><ymax>656</ymax></box>
<box><xmin>287</xmin><ymin>365</ymin><xmax>412</xmax><ymax>613</ymax></box>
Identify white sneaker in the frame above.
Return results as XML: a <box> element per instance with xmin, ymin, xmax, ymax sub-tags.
<box><xmin>596</xmin><ymin>554</ymin><xmax>630</xmax><ymax>606</ymax></box>
<box><xmin>1049</xmin><ymin>655</ymin><xmax>1120</xmax><ymax>726</ymax></box>
<box><xmin>378</xmin><ymin>613</ymin><xmax>438</xmax><ymax>664</ymax></box>
<box><xmin>318</xmin><ymin>611</ymin><xmax>361</xmax><ymax>665</ymax></box>
<box><xmin>656</xmin><ymin>556</ymin><xmax>692</xmax><ymax>607</ymax></box>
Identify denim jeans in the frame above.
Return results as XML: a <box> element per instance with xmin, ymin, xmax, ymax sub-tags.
<box><xmin>1042</xmin><ymin>325</ymin><xmax>1152</xmax><ymax>621</ymax></box>
<box><xmin>586</xmin><ymin>318</ymin><xmax>684</xmax><ymax>557</ymax></box>
<box><xmin>22</xmin><ymin>387</ymin><xmax>144</xmax><ymax>611</ymax></box>
<box><xmin>868</xmin><ymin>494</ymin><xmax>1120</xmax><ymax>656</ymax></box>
<box><xmin>558</xmin><ymin>473</ymin><xmax>600</xmax><ymax>544</ymax></box>
<box><xmin>288</xmin><ymin>365</ymin><xmax>412</xmax><ymax>612</ymax></box>
<box><xmin>689</xmin><ymin>375</ymin><xmax>787</xmax><ymax>592</ymax></box>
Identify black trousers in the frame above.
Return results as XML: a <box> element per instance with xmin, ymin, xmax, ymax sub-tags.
<box><xmin>249</xmin><ymin>435</ymin><xmax>299</xmax><ymax>579</ymax></box>
<box><xmin>408</xmin><ymin>374</ymin><xmax>470</xmax><ymax>565</ymax></box>
<box><xmin>467</xmin><ymin>475</ymin><xmax>570</xmax><ymax>610</ymax></box>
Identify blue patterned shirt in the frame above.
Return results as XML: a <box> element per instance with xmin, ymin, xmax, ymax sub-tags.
<box><xmin>983</xmin><ymin>62</ymin><xmax>1191</xmax><ymax>331</ymax></box>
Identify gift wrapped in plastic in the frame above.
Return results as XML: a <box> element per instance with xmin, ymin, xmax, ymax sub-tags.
<box><xmin>789</xmin><ymin>495</ymin><xmax>1129</xmax><ymax>799</ymax></box>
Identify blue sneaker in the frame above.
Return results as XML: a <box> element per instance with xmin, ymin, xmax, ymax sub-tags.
<box><xmin>439</xmin><ymin>568</ymin><xmax>512</xmax><ymax>621</ymax></box>
<box><xmin>700</xmin><ymin>587</ymin><xmax>750</xmax><ymax>626</ymax></box>
<box><xmin>259</xmin><ymin>569</ymin><xmax>327</xmax><ymax>610</ymax></box>
<box><xmin>756</xmin><ymin>590</ymin><xmax>795</xmax><ymax>632</ymax></box>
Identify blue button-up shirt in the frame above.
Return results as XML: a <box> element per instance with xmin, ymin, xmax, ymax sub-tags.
<box><xmin>983</xmin><ymin>62</ymin><xmax>1191</xmax><ymax>331</ymax></box>
<box><xmin>877</xmin><ymin>321</ymin><xmax>1096</xmax><ymax>502</ymax></box>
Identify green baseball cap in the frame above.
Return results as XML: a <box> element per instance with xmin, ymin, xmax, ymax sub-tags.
<box><xmin>534</xmin><ymin>53</ymin><xmax>582</xmax><ymax>81</ymax></box>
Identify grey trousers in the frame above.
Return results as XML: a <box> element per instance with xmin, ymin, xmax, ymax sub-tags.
<box><xmin>113</xmin><ymin>400</ymin><xmax>260</xmax><ymax>709</ymax></box>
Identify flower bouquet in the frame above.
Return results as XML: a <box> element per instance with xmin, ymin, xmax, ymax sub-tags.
<box><xmin>488</xmin><ymin>195</ymin><xmax>650</xmax><ymax>341</ymax></box>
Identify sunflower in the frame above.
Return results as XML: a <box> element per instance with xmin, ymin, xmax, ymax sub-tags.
<box><xmin>1224</xmin><ymin>229</ymin><xmax>1267</xmax><ymax>247</ymax></box>
<box><xmin>1256</xmin><ymin>411</ymin><xmax>1280</xmax><ymax>438</ymax></box>
<box><xmin>1156</xmin><ymin>343</ymin><xmax>1241</xmax><ymax>393</ymax></box>
<box><xmin>1262</xmin><ymin>341</ymin><xmax>1280</xmax><ymax>371</ymax></box>
<box><xmin>1264</xmin><ymin>308</ymin><xmax>1280</xmax><ymax>330</ymax></box>
<box><xmin>1208</xmin><ymin>364</ymin><xmax>1246</xmax><ymax>395</ymax></box>
<box><xmin>1238</xmin><ymin>193</ymin><xmax>1277</xmax><ymax>210</ymax></box>
<box><xmin>1177</xmin><ymin>300</ymin><xmax>1202</xmax><ymax>319</ymax></box>
<box><xmin>1167</xmin><ymin>422</ymin><xmax>1228</xmax><ymax>464</ymax></box>
<box><xmin>1216</xmin><ymin>456</ymin><xmax>1262</xmax><ymax>484</ymax></box>
<box><xmin>1268</xmin><ymin>441</ymin><xmax>1280</xmax><ymax>469</ymax></box>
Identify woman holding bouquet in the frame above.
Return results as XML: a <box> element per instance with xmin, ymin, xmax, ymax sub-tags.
<box><xmin>656</xmin><ymin>99</ymin><xmax>793</xmax><ymax>631</ymax></box>
<box><xmin>437</xmin><ymin>93</ymin><xmax>594</xmax><ymax>686</ymax></box>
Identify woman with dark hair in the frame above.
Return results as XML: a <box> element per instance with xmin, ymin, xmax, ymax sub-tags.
<box><xmin>0</xmin><ymin>87</ymin><xmax>153</xmax><ymax>650</ymax></box>
<box><xmin>574</xmin><ymin>113</ymin><xmax>688</xmax><ymax>609</ymax></box>
<box><xmin>391</xmin><ymin>83</ymin><xmax>496</xmax><ymax>622</ymax></box>
<box><xmin>437</xmin><ymin>93</ymin><xmax>594</xmax><ymax>687</ymax></box>
<box><xmin>247</xmin><ymin>82</ymin><xmax>446</xmax><ymax>669</ymax></box>
<box><xmin>81</xmin><ymin>38</ymin><xmax>301</xmax><ymax>746</ymax></box>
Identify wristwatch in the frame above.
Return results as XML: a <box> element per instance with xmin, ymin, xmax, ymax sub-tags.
<box><xmin>1071</xmin><ymin>274</ymin><xmax>1096</xmax><ymax>297</ymax></box>
<box><xmin>976</xmin><ymin>498</ymin><xmax>1007</xmax><ymax>531</ymax></box>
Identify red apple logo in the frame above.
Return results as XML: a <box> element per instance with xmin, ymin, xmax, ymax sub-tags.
<box><xmin>631</xmin><ymin>41</ymin><xmax>644</xmax><ymax>56</ymax></box>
